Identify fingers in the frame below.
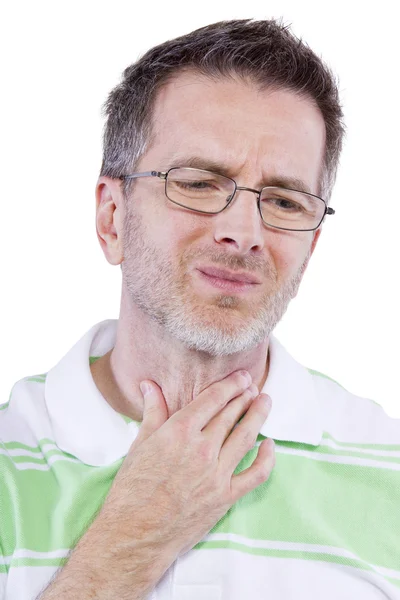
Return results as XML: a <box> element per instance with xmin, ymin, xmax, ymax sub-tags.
<box><xmin>230</xmin><ymin>437</ymin><xmax>276</xmax><ymax>504</ymax></box>
<box><xmin>219</xmin><ymin>394</ymin><xmax>273</xmax><ymax>476</ymax></box>
<box><xmin>132</xmin><ymin>381</ymin><xmax>169</xmax><ymax>448</ymax></box>
<box><xmin>177</xmin><ymin>370</ymin><xmax>253</xmax><ymax>431</ymax></box>
<box><xmin>203</xmin><ymin>383</ymin><xmax>259</xmax><ymax>448</ymax></box>
<box><xmin>132</xmin><ymin>370</ymin><xmax>251</xmax><ymax>450</ymax></box>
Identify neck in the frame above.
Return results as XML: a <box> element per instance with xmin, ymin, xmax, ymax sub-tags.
<box><xmin>90</xmin><ymin>308</ymin><xmax>271</xmax><ymax>423</ymax></box>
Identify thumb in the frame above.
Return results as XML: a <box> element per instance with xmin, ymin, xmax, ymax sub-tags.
<box><xmin>137</xmin><ymin>381</ymin><xmax>169</xmax><ymax>439</ymax></box>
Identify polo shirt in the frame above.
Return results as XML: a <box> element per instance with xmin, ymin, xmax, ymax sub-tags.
<box><xmin>0</xmin><ymin>318</ymin><xmax>399</xmax><ymax>600</ymax></box>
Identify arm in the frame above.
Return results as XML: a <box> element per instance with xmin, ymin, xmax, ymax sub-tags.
<box><xmin>38</xmin><ymin>514</ymin><xmax>176</xmax><ymax>600</ymax></box>
<box><xmin>39</xmin><ymin>372</ymin><xmax>273</xmax><ymax>599</ymax></box>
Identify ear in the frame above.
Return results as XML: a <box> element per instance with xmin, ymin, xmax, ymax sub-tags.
<box><xmin>292</xmin><ymin>227</ymin><xmax>322</xmax><ymax>298</ymax></box>
<box><xmin>302</xmin><ymin>227</ymin><xmax>323</xmax><ymax>272</ymax></box>
<box><xmin>310</xmin><ymin>227</ymin><xmax>322</xmax><ymax>257</ymax></box>
<box><xmin>94</xmin><ymin>176</ymin><xmax>125</xmax><ymax>266</ymax></box>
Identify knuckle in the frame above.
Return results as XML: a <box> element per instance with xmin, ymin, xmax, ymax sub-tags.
<box><xmin>207</xmin><ymin>386</ymin><xmax>223</xmax><ymax>404</ymax></box>
<box><xmin>241</xmin><ymin>428</ymin><xmax>257</xmax><ymax>451</ymax></box>
<box><xmin>217</xmin><ymin>414</ymin><xmax>230</xmax><ymax>431</ymax></box>
<box><xmin>175</xmin><ymin>417</ymin><xmax>194</xmax><ymax>438</ymax></box>
<box><xmin>219</xmin><ymin>416</ymin><xmax>237</xmax><ymax>437</ymax></box>
<box><xmin>257</xmin><ymin>462</ymin><xmax>272</xmax><ymax>483</ymax></box>
<box><xmin>242</xmin><ymin>388</ymin><xmax>254</xmax><ymax>404</ymax></box>
<box><xmin>247</xmin><ymin>383</ymin><xmax>258</xmax><ymax>398</ymax></box>
<box><xmin>236</xmin><ymin>371</ymin><xmax>251</xmax><ymax>390</ymax></box>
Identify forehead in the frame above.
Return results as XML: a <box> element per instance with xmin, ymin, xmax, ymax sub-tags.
<box><xmin>148</xmin><ymin>71</ymin><xmax>326</xmax><ymax>194</ymax></box>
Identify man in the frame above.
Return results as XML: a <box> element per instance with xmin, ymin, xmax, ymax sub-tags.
<box><xmin>1</xmin><ymin>18</ymin><xmax>399</xmax><ymax>600</ymax></box>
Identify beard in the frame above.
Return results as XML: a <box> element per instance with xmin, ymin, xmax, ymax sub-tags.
<box><xmin>121</xmin><ymin>203</ymin><xmax>311</xmax><ymax>357</ymax></box>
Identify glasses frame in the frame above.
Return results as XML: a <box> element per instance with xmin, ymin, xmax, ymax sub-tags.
<box><xmin>119</xmin><ymin>166</ymin><xmax>335</xmax><ymax>232</ymax></box>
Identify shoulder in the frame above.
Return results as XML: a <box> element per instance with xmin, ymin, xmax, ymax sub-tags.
<box><xmin>0</xmin><ymin>372</ymin><xmax>49</xmax><ymax>437</ymax></box>
<box><xmin>306</xmin><ymin>367</ymin><xmax>400</xmax><ymax>443</ymax></box>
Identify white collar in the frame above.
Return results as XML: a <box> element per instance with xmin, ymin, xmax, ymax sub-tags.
<box><xmin>45</xmin><ymin>320</ymin><xmax>323</xmax><ymax>466</ymax></box>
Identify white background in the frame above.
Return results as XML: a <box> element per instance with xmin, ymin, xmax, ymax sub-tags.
<box><xmin>1</xmin><ymin>0</ymin><xmax>398</xmax><ymax>417</ymax></box>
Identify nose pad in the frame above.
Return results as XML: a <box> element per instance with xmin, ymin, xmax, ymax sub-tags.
<box><xmin>225</xmin><ymin>193</ymin><xmax>235</xmax><ymax>204</ymax></box>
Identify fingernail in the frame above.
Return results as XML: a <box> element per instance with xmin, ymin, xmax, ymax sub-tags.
<box><xmin>264</xmin><ymin>394</ymin><xmax>272</xmax><ymax>408</ymax></box>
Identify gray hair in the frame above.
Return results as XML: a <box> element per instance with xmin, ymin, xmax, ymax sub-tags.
<box><xmin>100</xmin><ymin>18</ymin><xmax>346</xmax><ymax>204</ymax></box>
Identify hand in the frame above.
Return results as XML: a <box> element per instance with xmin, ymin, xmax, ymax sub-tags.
<box><xmin>99</xmin><ymin>370</ymin><xmax>275</xmax><ymax>561</ymax></box>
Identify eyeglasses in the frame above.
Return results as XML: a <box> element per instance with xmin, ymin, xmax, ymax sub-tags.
<box><xmin>119</xmin><ymin>167</ymin><xmax>335</xmax><ymax>232</ymax></box>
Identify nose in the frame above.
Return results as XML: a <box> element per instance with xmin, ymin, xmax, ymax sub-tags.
<box><xmin>212</xmin><ymin>186</ymin><xmax>265</xmax><ymax>254</ymax></box>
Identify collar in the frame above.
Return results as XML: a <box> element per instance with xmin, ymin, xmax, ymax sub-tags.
<box><xmin>45</xmin><ymin>319</ymin><xmax>323</xmax><ymax>466</ymax></box>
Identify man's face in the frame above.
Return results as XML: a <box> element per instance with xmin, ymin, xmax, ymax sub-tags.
<box><xmin>121</xmin><ymin>71</ymin><xmax>325</xmax><ymax>357</ymax></box>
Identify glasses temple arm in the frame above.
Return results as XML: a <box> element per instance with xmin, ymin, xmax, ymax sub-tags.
<box><xmin>119</xmin><ymin>171</ymin><xmax>166</xmax><ymax>180</ymax></box>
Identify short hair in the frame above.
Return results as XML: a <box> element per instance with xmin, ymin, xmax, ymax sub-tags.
<box><xmin>100</xmin><ymin>18</ymin><xmax>345</xmax><ymax>204</ymax></box>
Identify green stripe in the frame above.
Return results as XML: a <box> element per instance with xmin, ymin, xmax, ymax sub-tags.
<box><xmin>192</xmin><ymin>541</ymin><xmax>400</xmax><ymax>589</ymax></box>
<box><xmin>1</xmin><ymin>358</ymin><xmax>396</xmax><ymax>587</ymax></box>
<box><xmin>322</xmin><ymin>431</ymin><xmax>400</xmax><ymax>451</ymax></box>
<box><xmin>89</xmin><ymin>356</ymin><xmax>101</xmax><ymax>365</ymax></box>
<box><xmin>120</xmin><ymin>413</ymin><xmax>135</xmax><ymax>424</ymax></box>
<box><xmin>1</xmin><ymin>437</ymin><xmax>399</xmax><ymax>577</ymax></box>
<box><xmin>2</xmin><ymin>549</ymin><xmax>399</xmax><ymax>591</ymax></box>
<box><xmin>306</xmin><ymin>368</ymin><xmax>346</xmax><ymax>389</ymax></box>
<box><xmin>2</xmin><ymin>431</ymin><xmax>399</xmax><ymax>461</ymax></box>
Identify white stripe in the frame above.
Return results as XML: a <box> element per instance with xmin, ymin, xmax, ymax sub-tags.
<box><xmin>2</xmin><ymin>442</ymin><xmax>399</xmax><ymax>471</ymax></box>
<box><xmin>0</xmin><ymin>446</ymin><xmax>81</xmax><ymax>470</ymax></box>
<box><xmin>321</xmin><ymin>436</ymin><xmax>400</xmax><ymax>458</ymax></box>
<box><xmin>1</xmin><ymin>442</ymin><xmax>66</xmax><ymax>458</ymax></box>
<box><xmin>204</xmin><ymin>533</ymin><xmax>400</xmax><ymax>580</ymax></box>
<box><xmin>255</xmin><ymin>441</ymin><xmax>400</xmax><ymax>471</ymax></box>
<box><xmin>2</xmin><ymin>548</ymin><xmax>72</xmax><ymax>565</ymax></box>
<box><xmin>4</xmin><ymin>541</ymin><xmax>400</xmax><ymax>582</ymax></box>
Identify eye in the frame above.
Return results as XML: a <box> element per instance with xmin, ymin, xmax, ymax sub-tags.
<box><xmin>176</xmin><ymin>180</ymin><xmax>215</xmax><ymax>190</ymax></box>
<box><xmin>265</xmin><ymin>197</ymin><xmax>304</xmax><ymax>212</ymax></box>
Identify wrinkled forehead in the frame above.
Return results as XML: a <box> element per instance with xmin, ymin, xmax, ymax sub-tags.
<box><xmin>148</xmin><ymin>71</ymin><xmax>326</xmax><ymax>196</ymax></box>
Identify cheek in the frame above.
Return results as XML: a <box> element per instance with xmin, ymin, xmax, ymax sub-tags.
<box><xmin>269</xmin><ymin>233</ymin><xmax>311</xmax><ymax>278</ymax></box>
<box><xmin>150</xmin><ymin>218</ymin><xmax>188</xmax><ymax>265</ymax></box>
<box><xmin>138</xmin><ymin>196</ymin><xmax>172</xmax><ymax>244</ymax></box>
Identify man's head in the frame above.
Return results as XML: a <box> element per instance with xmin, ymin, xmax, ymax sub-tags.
<box><xmin>100</xmin><ymin>19</ymin><xmax>345</xmax><ymax>204</ymax></box>
<box><xmin>95</xmin><ymin>19</ymin><xmax>345</xmax><ymax>357</ymax></box>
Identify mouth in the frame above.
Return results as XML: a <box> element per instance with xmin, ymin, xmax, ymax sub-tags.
<box><xmin>197</xmin><ymin>266</ymin><xmax>261</xmax><ymax>284</ymax></box>
<box><xmin>196</xmin><ymin>269</ymin><xmax>259</xmax><ymax>293</ymax></box>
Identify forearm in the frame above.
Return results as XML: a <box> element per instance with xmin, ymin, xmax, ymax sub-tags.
<box><xmin>38</xmin><ymin>516</ymin><xmax>175</xmax><ymax>600</ymax></box>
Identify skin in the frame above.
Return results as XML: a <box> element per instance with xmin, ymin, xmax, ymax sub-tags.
<box><xmin>91</xmin><ymin>71</ymin><xmax>325</xmax><ymax>423</ymax></box>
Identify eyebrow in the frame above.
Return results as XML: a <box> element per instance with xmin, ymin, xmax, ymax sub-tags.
<box><xmin>165</xmin><ymin>155</ymin><xmax>314</xmax><ymax>195</ymax></box>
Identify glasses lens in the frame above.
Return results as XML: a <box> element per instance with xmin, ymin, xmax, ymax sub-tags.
<box><xmin>166</xmin><ymin>168</ymin><xmax>235</xmax><ymax>212</ymax></box>
<box><xmin>260</xmin><ymin>187</ymin><xmax>325</xmax><ymax>230</ymax></box>
<box><xmin>166</xmin><ymin>169</ymin><xmax>325</xmax><ymax>230</ymax></box>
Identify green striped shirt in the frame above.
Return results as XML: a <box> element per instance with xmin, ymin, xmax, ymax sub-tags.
<box><xmin>1</xmin><ymin>319</ymin><xmax>399</xmax><ymax>599</ymax></box>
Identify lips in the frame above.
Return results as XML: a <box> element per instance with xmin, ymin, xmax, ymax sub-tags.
<box><xmin>197</xmin><ymin>266</ymin><xmax>261</xmax><ymax>284</ymax></box>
